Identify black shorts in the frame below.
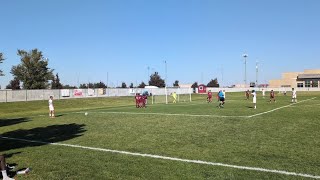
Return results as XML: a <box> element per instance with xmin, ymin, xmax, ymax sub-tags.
<box><xmin>219</xmin><ymin>97</ymin><xmax>225</xmax><ymax>101</ymax></box>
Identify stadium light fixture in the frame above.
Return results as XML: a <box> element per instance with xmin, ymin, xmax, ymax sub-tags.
<box><xmin>242</xmin><ymin>53</ymin><xmax>248</xmax><ymax>87</ymax></box>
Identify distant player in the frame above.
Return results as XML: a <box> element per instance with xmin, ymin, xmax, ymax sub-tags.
<box><xmin>270</xmin><ymin>90</ymin><xmax>276</xmax><ymax>103</ymax></box>
<box><xmin>135</xmin><ymin>93</ymin><xmax>140</xmax><ymax>108</ymax></box>
<box><xmin>292</xmin><ymin>88</ymin><xmax>297</xmax><ymax>103</ymax></box>
<box><xmin>251</xmin><ymin>90</ymin><xmax>257</xmax><ymax>109</ymax></box>
<box><xmin>262</xmin><ymin>88</ymin><xmax>265</xmax><ymax>98</ymax></box>
<box><xmin>218</xmin><ymin>90</ymin><xmax>225</xmax><ymax>108</ymax></box>
<box><xmin>207</xmin><ymin>90</ymin><xmax>213</xmax><ymax>103</ymax></box>
<box><xmin>48</xmin><ymin>96</ymin><xmax>55</xmax><ymax>118</ymax></box>
<box><xmin>245</xmin><ymin>90</ymin><xmax>250</xmax><ymax>100</ymax></box>
<box><xmin>172</xmin><ymin>92</ymin><xmax>177</xmax><ymax>103</ymax></box>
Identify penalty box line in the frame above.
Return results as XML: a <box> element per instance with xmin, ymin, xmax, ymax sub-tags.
<box><xmin>248</xmin><ymin>97</ymin><xmax>317</xmax><ymax>118</ymax></box>
<box><xmin>1</xmin><ymin>136</ymin><xmax>319</xmax><ymax>179</ymax></box>
<box><xmin>73</xmin><ymin>111</ymin><xmax>248</xmax><ymax>118</ymax></box>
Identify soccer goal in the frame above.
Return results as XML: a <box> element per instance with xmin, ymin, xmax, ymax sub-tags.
<box><xmin>151</xmin><ymin>88</ymin><xmax>192</xmax><ymax>104</ymax></box>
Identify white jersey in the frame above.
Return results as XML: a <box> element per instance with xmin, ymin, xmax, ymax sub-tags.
<box><xmin>49</xmin><ymin>99</ymin><xmax>53</xmax><ymax>106</ymax></box>
<box><xmin>262</xmin><ymin>89</ymin><xmax>265</xmax><ymax>96</ymax></box>
<box><xmin>292</xmin><ymin>90</ymin><xmax>297</xmax><ymax>98</ymax></box>
<box><xmin>222</xmin><ymin>91</ymin><xmax>226</xmax><ymax>98</ymax></box>
<box><xmin>49</xmin><ymin>99</ymin><xmax>54</xmax><ymax>111</ymax></box>
<box><xmin>252</xmin><ymin>92</ymin><xmax>257</xmax><ymax>103</ymax></box>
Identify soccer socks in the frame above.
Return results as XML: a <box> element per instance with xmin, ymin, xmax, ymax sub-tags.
<box><xmin>1</xmin><ymin>170</ymin><xmax>14</xmax><ymax>180</ymax></box>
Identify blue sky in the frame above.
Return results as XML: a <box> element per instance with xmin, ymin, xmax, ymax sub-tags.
<box><xmin>1</xmin><ymin>0</ymin><xmax>320</xmax><ymax>88</ymax></box>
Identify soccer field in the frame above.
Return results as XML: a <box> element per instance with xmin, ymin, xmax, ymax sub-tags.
<box><xmin>1</xmin><ymin>92</ymin><xmax>320</xmax><ymax>179</ymax></box>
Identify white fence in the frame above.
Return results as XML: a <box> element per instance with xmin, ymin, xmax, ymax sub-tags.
<box><xmin>0</xmin><ymin>87</ymin><xmax>318</xmax><ymax>103</ymax></box>
<box><xmin>0</xmin><ymin>88</ymin><xmax>193</xmax><ymax>103</ymax></box>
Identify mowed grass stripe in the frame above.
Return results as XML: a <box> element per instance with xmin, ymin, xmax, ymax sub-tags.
<box><xmin>1</xmin><ymin>136</ymin><xmax>320</xmax><ymax>179</ymax></box>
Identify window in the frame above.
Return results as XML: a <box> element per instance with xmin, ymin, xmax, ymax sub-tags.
<box><xmin>305</xmin><ymin>81</ymin><xmax>311</xmax><ymax>87</ymax></box>
<box><xmin>312</xmin><ymin>80</ymin><xmax>318</xmax><ymax>88</ymax></box>
<box><xmin>297</xmin><ymin>83</ymin><xmax>303</xmax><ymax>88</ymax></box>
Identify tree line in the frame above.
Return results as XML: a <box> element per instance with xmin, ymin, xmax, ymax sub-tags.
<box><xmin>0</xmin><ymin>49</ymin><xmax>219</xmax><ymax>90</ymax></box>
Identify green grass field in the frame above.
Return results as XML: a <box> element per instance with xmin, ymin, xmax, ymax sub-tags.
<box><xmin>1</xmin><ymin>92</ymin><xmax>320</xmax><ymax>180</ymax></box>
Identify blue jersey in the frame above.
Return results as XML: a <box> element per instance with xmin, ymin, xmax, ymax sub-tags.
<box><xmin>218</xmin><ymin>91</ymin><xmax>224</xmax><ymax>98</ymax></box>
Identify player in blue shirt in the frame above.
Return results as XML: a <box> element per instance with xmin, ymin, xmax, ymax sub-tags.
<box><xmin>218</xmin><ymin>90</ymin><xmax>225</xmax><ymax>108</ymax></box>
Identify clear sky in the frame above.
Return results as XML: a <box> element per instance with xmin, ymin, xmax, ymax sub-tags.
<box><xmin>1</xmin><ymin>0</ymin><xmax>320</xmax><ymax>88</ymax></box>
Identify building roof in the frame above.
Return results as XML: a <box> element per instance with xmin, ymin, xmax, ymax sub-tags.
<box><xmin>297</xmin><ymin>74</ymin><xmax>320</xmax><ymax>79</ymax></box>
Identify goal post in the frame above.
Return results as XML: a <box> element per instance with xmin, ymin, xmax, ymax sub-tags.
<box><xmin>151</xmin><ymin>88</ymin><xmax>192</xmax><ymax>104</ymax></box>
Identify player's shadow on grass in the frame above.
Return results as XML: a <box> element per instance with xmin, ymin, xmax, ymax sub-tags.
<box><xmin>0</xmin><ymin>118</ymin><xmax>30</xmax><ymax>128</ymax></box>
<box><xmin>0</xmin><ymin>123</ymin><xmax>86</xmax><ymax>152</ymax></box>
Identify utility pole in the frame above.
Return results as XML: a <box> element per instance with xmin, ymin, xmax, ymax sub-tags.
<box><xmin>242</xmin><ymin>53</ymin><xmax>248</xmax><ymax>87</ymax></box>
<box><xmin>256</xmin><ymin>61</ymin><xmax>259</xmax><ymax>87</ymax></box>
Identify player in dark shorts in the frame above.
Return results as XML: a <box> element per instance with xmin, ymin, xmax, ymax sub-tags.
<box><xmin>270</xmin><ymin>90</ymin><xmax>276</xmax><ymax>103</ymax></box>
<box><xmin>218</xmin><ymin>90</ymin><xmax>225</xmax><ymax>108</ymax></box>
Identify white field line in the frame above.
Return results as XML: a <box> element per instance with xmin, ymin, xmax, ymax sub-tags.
<box><xmin>248</xmin><ymin>97</ymin><xmax>317</xmax><ymax>118</ymax></box>
<box><xmin>1</xmin><ymin>136</ymin><xmax>319</xmax><ymax>179</ymax></box>
<box><xmin>73</xmin><ymin>111</ymin><xmax>248</xmax><ymax>118</ymax></box>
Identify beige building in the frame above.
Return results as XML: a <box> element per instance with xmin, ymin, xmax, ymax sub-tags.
<box><xmin>269</xmin><ymin>69</ymin><xmax>320</xmax><ymax>88</ymax></box>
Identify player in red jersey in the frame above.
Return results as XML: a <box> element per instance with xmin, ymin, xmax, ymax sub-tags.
<box><xmin>207</xmin><ymin>90</ymin><xmax>213</xmax><ymax>103</ymax></box>
<box><xmin>135</xmin><ymin>93</ymin><xmax>140</xmax><ymax>108</ymax></box>
<box><xmin>270</xmin><ymin>90</ymin><xmax>276</xmax><ymax>103</ymax></box>
<box><xmin>245</xmin><ymin>90</ymin><xmax>250</xmax><ymax>100</ymax></box>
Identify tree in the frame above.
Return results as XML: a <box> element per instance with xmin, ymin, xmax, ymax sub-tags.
<box><xmin>129</xmin><ymin>83</ymin><xmax>134</xmax><ymax>88</ymax></box>
<box><xmin>0</xmin><ymin>52</ymin><xmax>5</xmax><ymax>76</ymax></box>
<box><xmin>207</xmin><ymin>78</ymin><xmax>219</xmax><ymax>87</ymax></box>
<box><xmin>11</xmin><ymin>49</ymin><xmax>54</xmax><ymax>89</ymax></box>
<box><xmin>79</xmin><ymin>83</ymin><xmax>88</xmax><ymax>88</ymax></box>
<box><xmin>191</xmin><ymin>82</ymin><xmax>198</xmax><ymax>88</ymax></box>
<box><xmin>6</xmin><ymin>77</ymin><xmax>21</xmax><ymax>90</ymax></box>
<box><xmin>138</xmin><ymin>81</ymin><xmax>146</xmax><ymax>88</ymax></box>
<box><xmin>121</xmin><ymin>82</ymin><xmax>127</xmax><ymax>88</ymax></box>
<box><xmin>173</xmin><ymin>80</ymin><xmax>179</xmax><ymax>87</ymax></box>
<box><xmin>149</xmin><ymin>72</ymin><xmax>165</xmax><ymax>87</ymax></box>
<box><xmin>51</xmin><ymin>73</ymin><xmax>63</xmax><ymax>89</ymax></box>
<box><xmin>93</xmin><ymin>81</ymin><xmax>107</xmax><ymax>88</ymax></box>
<box><xmin>62</xmin><ymin>84</ymin><xmax>77</xmax><ymax>89</ymax></box>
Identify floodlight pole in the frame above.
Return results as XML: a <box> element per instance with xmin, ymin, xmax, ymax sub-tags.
<box><xmin>165</xmin><ymin>60</ymin><xmax>168</xmax><ymax>104</ymax></box>
<box><xmin>242</xmin><ymin>54</ymin><xmax>248</xmax><ymax>87</ymax></box>
<box><xmin>256</xmin><ymin>61</ymin><xmax>258</xmax><ymax>87</ymax></box>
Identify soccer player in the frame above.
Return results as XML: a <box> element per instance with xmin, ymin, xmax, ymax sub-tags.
<box><xmin>135</xmin><ymin>93</ymin><xmax>140</xmax><ymax>108</ymax></box>
<box><xmin>1</xmin><ymin>155</ymin><xmax>14</xmax><ymax>180</ymax></box>
<box><xmin>48</xmin><ymin>96</ymin><xmax>55</xmax><ymax>118</ymax></box>
<box><xmin>172</xmin><ymin>92</ymin><xmax>177</xmax><ymax>103</ymax></box>
<box><xmin>1</xmin><ymin>154</ymin><xmax>30</xmax><ymax>180</ymax></box>
<box><xmin>262</xmin><ymin>88</ymin><xmax>266</xmax><ymax>98</ymax></box>
<box><xmin>245</xmin><ymin>90</ymin><xmax>250</xmax><ymax>100</ymax></box>
<box><xmin>207</xmin><ymin>90</ymin><xmax>213</xmax><ymax>103</ymax></box>
<box><xmin>218</xmin><ymin>90</ymin><xmax>225</xmax><ymax>108</ymax></box>
<box><xmin>270</xmin><ymin>90</ymin><xmax>276</xmax><ymax>103</ymax></box>
<box><xmin>292</xmin><ymin>88</ymin><xmax>297</xmax><ymax>103</ymax></box>
<box><xmin>251</xmin><ymin>90</ymin><xmax>257</xmax><ymax>109</ymax></box>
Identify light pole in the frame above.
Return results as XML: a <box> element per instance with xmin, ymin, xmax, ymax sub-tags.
<box><xmin>242</xmin><ymin>54</ymin><xmax>248</xmax><ymax>87</ymax></box>
<box><xmin>164</xmin><ymin>60</ymin><xmax>168</xmax><ymax>104</ymax></box>
<box><xmin>256</xmin><ymin>61</ymin><xmax>259</xmax><ymax>87</ymax></box>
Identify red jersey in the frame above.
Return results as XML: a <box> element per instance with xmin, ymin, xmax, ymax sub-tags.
<box><xmin>270</xmin><ymin>91</ymin><xmax>275</xmax><ymax>98</ymax></box>
<box><xmin>208</xmin><ymin>92</ymin><xmax>212</xmax><ymax>98</ymax></box>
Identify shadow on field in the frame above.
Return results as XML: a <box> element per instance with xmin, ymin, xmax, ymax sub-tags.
<box><xmin>0</xmin><ymin>118</ymin><xmax>30</xmax><ymax>128</ymax></box>
<box><xmin>0</xmin><ymin>123</ymin><xmax>86</xmax><ymax>152</ymax></box>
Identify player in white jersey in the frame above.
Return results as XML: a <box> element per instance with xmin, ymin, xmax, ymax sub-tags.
<box><xmin>262</xmin><ymin>88</ymin><xmax>265</xmax><ymax>98</ymax></box>
<box><xmin>292</xmin><ymin>88</ymin><xmax>297</xmax><ymax>103</ymax></box>
<box><xmin>49</xmin><ymin>96</ymin><xmax>55</xmax><ymax>118</ymax></box>
<box><xmin>251</xmin><ymin>90</ymin><xmax>257</xmax><ymax>109</ymax></box>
